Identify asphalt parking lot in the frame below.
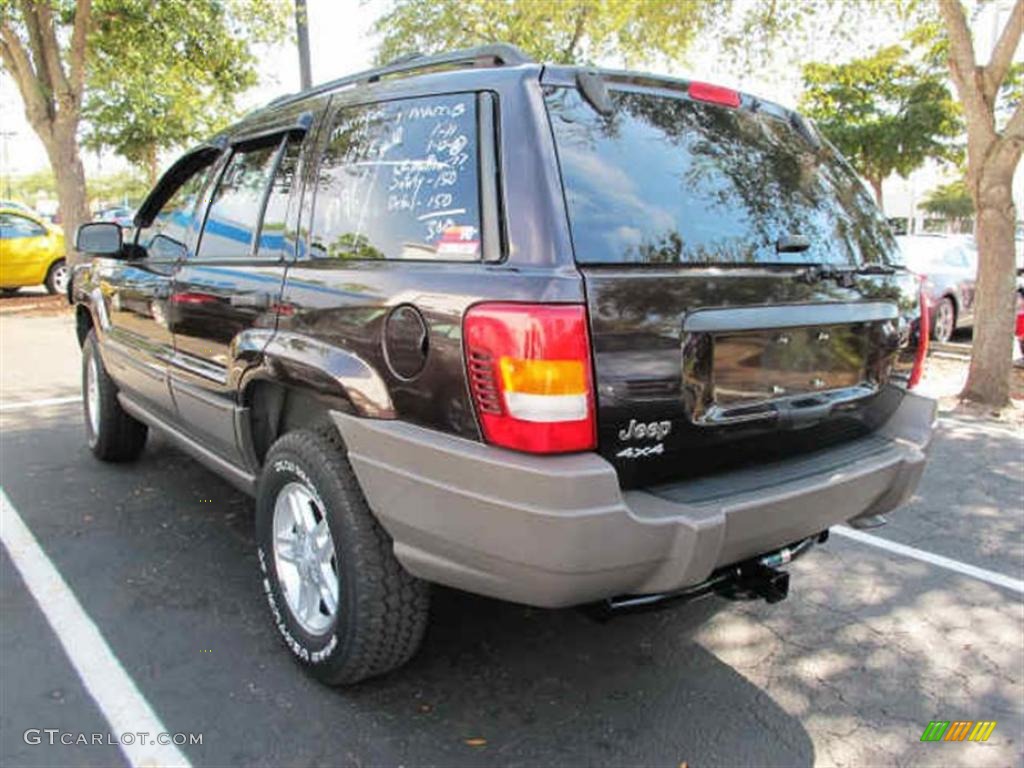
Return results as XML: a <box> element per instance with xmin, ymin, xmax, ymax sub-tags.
<box><xmin>1</xmin><ymin>310</ymin><xmax>1022</xmax><ymax>768</ymax></box>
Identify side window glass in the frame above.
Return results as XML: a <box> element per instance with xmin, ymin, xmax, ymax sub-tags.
<box><xmin>0</xmin><ymin>213</ymin><xmax>46</xmax><ymax>238</ymax></box>
<box><xmin>197</xmin><ymin>141</ymin><xmax>279</xmax><ymax>259</ymax></box>
<box><xmin>310</xmin><ymin>93</ymin><xmax>480</xmax><ymax>261</ymax></box>
<box><xmin>257</xmin><ymin>138</ymin><xmax>301</xmax><ymax>258</ymax></box>
<box><xmin>137</xmin><ymin>163</ymin><xmax>215</xmax><ymax>260</ymax></box>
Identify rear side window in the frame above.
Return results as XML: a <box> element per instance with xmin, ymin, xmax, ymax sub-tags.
<box><xmin>545</xmin><ymin>87</ymin><xmax>899</xmax><ymax>266</ymax></box>
<box><xmin>310</xmin><ymin>93</ymin><xmax>481</xmax><ymax>261</ymax></box>
<box><xmin>198</xmin><ymin>141</ymin><xmax>281</xmax><ymax>259</ymax></box>
<box><xmin>258</xmin><ymin>139</ymin><xmax>301</xmax><ymax>257</ymax></box>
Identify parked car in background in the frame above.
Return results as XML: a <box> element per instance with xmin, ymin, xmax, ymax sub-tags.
<box><xmin>1016</xmin><ymin>272</ymin><xmax>1024</xmax><ymax>357</ymax></box>
<box><xmin>96</xmin><ymin>206</ymin><xmax>136</xmax><ymax>229</ymax></box>
<box><xmin>0</xmin><ymin>206</ymin><xmax>68</xmax><ymax>295</ymax></box>
<box><xmin>896</xmin><ymin>234</ymin><xmax>977</xmax><ymax>343</ymax></box>
<box><xmin>0</xmin><ymin>199</ymin><xmax>36</xmax><ymax>215</ymax></box>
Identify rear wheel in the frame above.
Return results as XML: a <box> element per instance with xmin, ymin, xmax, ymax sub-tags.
<box><xmin>45</xmin><ymin>258</ymin><xmax>69</xmax><ymax>295</ymax></box>
<box><xmin>1</xmin><ymin>287</ymin><xmax>19</xmax><ymax>297</ymax></box>
<box><xmin>82</xmin><ymin>330</ymin><xmax>148</xmax><ymax>461</ymax></box>
<box><xmin>256</xmin><ymin>428</ymin><xmax>430</xmax><ymax>685</ymax></box>
<box><xmin>932</xmin><ymin>297</ymin><xmax>956</xmax><ymax>343</ymax></box>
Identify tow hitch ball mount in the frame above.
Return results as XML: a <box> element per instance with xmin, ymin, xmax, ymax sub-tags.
<box><xmin>590</xmin><ymin>530</ymin><xmax>828</xmax><ymax>619</ymax></box>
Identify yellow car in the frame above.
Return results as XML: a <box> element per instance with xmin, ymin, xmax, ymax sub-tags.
<box><xmin>0</xmin><ymin>207</ymin><xmax>68</xmax><ymax>295</ymax></box>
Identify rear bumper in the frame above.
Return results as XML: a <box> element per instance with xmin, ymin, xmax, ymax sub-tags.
<box><xmin>332</xmin><ymin>392</ymin><xmax>936</xmax><ymax>608</ymax></box>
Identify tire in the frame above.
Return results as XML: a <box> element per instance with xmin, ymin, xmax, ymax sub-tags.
<box><xmin>1</xmin><ymin>287</ymin><xmax>19</xmax><ymax>297</ymax></box>
<box><xmin>82</xmin><ymin>330</ymin><xmax>148</xmax><ymax>461</ymax></box>
<box><xmin>932</xmin><ymin>296</ymin><xmax>956</xmax><ymax>343</ymax></box>
<box><xmin>44</xmin><ymin>258</ymin><xmax>69</xmax><ymax>295</ymax></box>
<box><xmin>256</xmin><ymin>428</ymin><xmax>430</xmax><ymax>686</ymax></box>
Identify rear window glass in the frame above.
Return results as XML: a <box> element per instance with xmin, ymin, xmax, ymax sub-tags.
<box><xmin>310</xmin><ymin>93</ymin><xmax>481</xmax><ymax>261</ymax></box>
<box><xmin>545</xmin><ymin>87</ymin><xmax>899</xmax><ymax>266</ymax></box>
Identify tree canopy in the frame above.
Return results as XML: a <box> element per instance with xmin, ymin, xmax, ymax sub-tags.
<box><xmin>83</xmin><ymin>0</ymin><xmax>291</xmax><ymax>183</ymax></box>
<box><xmin>371</xmin><ymin>0</ymin><xmax>721</xmax><ymax>66</ymax></box>
<box><xmin>0</xmin><ymin>0</ymin><xmax>290</xmax><ymax>244</ymax></box>
<box><xmin>920</xmin><ymin>179</ymin><xmax>974</xmax><ymax>221</ymax></box>
<box><xmin>799</xmin><ymin>44</ymin><xmax>961</xmax><ymax>206</ymax></box>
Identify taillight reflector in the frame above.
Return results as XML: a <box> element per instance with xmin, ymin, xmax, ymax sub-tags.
<box><xmin>464</xmin><ymin>303</ymin><xmax>596</xmax><ymax>453</ymax></box>
<box><xmin>688</xmin><ymin>81</ymin><xmax>741</xmax><ymax>108</ymax></box>
<box><xmin>909</xmin><ymin>277</ymin><xmax>929</xmax><ymax>389</ymax></box>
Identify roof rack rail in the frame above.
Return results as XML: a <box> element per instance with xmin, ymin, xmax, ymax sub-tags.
<box><xmin>266</xmin><ymin>43</ymin><xmax>533</xmax><ymax>110</ymax></box>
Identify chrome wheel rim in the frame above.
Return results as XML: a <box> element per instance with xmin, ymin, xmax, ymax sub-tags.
<box><xmin>86</xmin><ymin>353</ymin><xmax>100</xmax><ymax>436</ymax></box>
<box><xmin>51</xmin><ymin>263</ymin><xmax>69</xmax><ymax>294</ymax></box>
<box><xmin>272</xmin><ymin>481</ymin><xmax>339</xmax><ymax>634</ymax></box>
<box><xmin>934</xmin><ymin>301</ymin><xmax>954</xmax><ymax>342</ymax></box>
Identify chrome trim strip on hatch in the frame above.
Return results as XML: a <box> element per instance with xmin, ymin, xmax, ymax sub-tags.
<box><xmin>683</xmin><ymin>302</ymin><xmax>898</xmax><ymax>333</ymax></box>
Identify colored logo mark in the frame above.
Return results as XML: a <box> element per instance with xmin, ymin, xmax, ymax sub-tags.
<box><xmin>920</xmin><ymin>720</ymin><xmax>997</xmax><ymax>742</ymax></box>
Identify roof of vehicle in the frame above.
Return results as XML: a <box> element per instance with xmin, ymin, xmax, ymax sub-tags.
<box><xmin>240</xmin><ymin>42</ymin><xmax>798</xmax><ymax>130</ymax></box>
<box><xmin>259</xmin><ymin>43</ymin><xmax>535</xmax><ymax>113</ymax></box>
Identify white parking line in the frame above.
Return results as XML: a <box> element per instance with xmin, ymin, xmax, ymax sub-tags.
<box><xmin>833</xmin><ymin>525</ymin><xmax>1024</xmax><ymax>595</ymax></box>
<box><xmin>0</xmin><ymin>395</ymin><xmax>81</xmax><ymax>412</ymax></box>
<box><xmin>0</xmin><ymin>488</ymin><xmax>192</xmax><ymax>767</ymax></box>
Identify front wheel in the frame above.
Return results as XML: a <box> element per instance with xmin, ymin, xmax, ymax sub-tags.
<box><xmin>45</xmin><ymin>258</ymin><xmax>69</xmax><ymax>295</ymax></box>
<box><xmin>82</xmin><ymin>330</ymin><xmax>148</xmax><ymax>461</ymax></box>
<box><xmin>256</xmin><ymin>428</ymin><xmax>430</xmax><ymax>685</ymax></box>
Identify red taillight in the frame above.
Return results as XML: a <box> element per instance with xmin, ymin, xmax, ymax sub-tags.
<box><xmin>464</xmin><ymin>303</ymin><xmax>597</xmax><ymax>454</ymax></box>
<box><xmin>909</xmin><ymin>277</ymin><xmax>930</xmax><ymax>389</ymax></box>
<box><xmin>169</xmin><ymin>291</ymin><xmax>218</xmax><ymax>305</ymax></box>
<box><xmin>688</xmin><ymin>81</ymin><xmax>741</xmax><ymax>108</ymax></box>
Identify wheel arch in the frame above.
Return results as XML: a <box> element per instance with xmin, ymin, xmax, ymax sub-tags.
<box><xmin>238</xmin><ymin>335</ymin><xmax>395</xmax><ymax>467</ymax></box>
<box><xmin>75</xmin><ymin>303</ymin><xmax>95</xmax><ymax>347</ymax></box>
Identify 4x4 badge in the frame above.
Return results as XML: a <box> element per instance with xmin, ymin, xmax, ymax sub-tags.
<box><xmin>618</xmin><ymin>419</ymin><xmax>672</xmax><ymax>441</ymax></box>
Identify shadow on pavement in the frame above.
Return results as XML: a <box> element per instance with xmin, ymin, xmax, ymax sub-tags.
<box><xmin>0</xmin><ymin>409</ymin><xmax>815</xmax><ymax>767</ymax></box>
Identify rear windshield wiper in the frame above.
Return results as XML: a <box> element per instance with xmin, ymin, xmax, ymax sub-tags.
<box><xmin>798</xmin><ymin>262</ymin><xmax>899</xmax><ymax>285</ymax></box>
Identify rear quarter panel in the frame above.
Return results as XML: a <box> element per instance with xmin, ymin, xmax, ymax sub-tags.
<box><xmin>273</xmin><ymin>66</ymin><xmax>584</xmax><ymax>439</ymax></box>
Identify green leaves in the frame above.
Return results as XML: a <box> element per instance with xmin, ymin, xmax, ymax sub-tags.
<box><xmin>799</xmin><ymin>43</ymin><xmax>962</xmax><ymax>192</ymax></box>
<box><xmin>82</xmin><ymin>0</ymin><xmax>290</xmax><ymax>180</ymax></box>
<box><xmin>920</xmin><ymin>179</ymin><xmax>974</xmax><ymax>219</ymax></box>
<box><xmin>370</xmin><ymin>0</ymin><xmax>719</xmax><ymax>68</ymax></box>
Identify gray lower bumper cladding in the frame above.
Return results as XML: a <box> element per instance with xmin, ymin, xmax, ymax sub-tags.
<box><xmin>331</xmin><ymin>392</ymin><xmax>936</xmax><ymax>608</ymax></box>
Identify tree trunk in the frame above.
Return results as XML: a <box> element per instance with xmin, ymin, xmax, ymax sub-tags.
<box><xmin>962</xmin><ymin>157</ymin><xmax>1020</xmax><ymax>407</ymax></box>
<box><xmin>42</xmin><ymin>120</ymin><xmax>90</xmax><ymax>266</ymax></box>
<box><xmin>937</xmin><ymin>0</ymin><xmax>1023</xmax><ymax>408</ymax></box>
<box><xmin>868</xmin><ymin>176</ymin><xmax>883</xmax><ymax>209</ymax></box>
<box><xmin>144</xmin><ymin>144</ymin><xmax>159</xmax><ymax>187</ymax></box>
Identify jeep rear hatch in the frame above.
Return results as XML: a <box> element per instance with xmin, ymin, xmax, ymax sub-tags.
<box><xmin>543</xmin><ymin>73</ymin><xmax>922</xmax><ymax>487</ymax></box>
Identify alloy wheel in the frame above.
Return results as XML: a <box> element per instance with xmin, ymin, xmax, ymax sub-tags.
<box><xmin>86</xmin><ymin>353</ymin><xmax>100</xmax><ymax>437</ymax></box>
<box><xmin>272</xmin><ymin>481</ymin><xmax>339</xmax><ymax>634</ymax></box>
